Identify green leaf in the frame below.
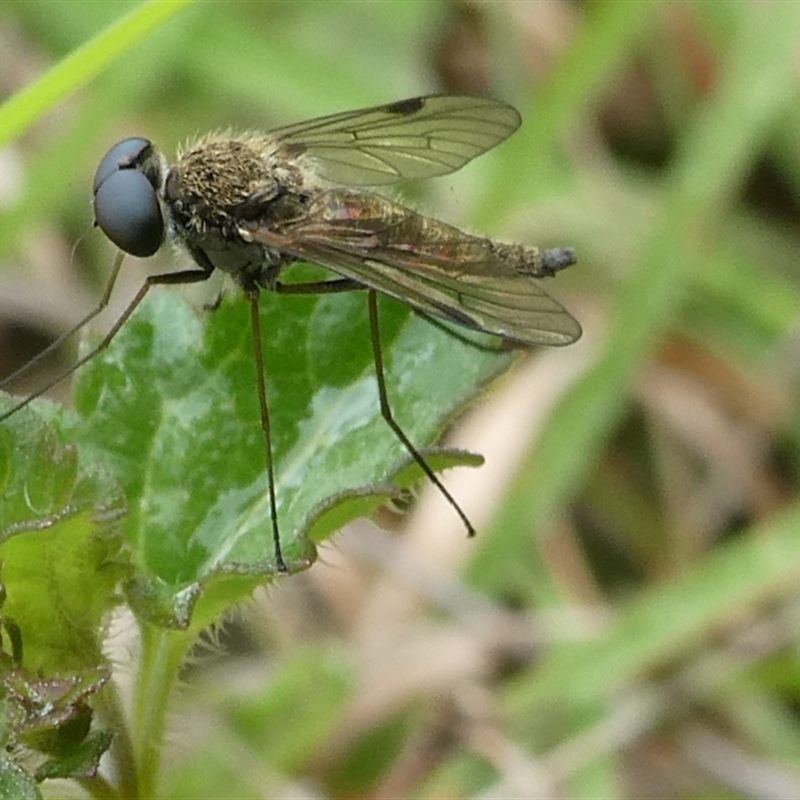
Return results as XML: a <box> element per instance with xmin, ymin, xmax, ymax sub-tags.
<box><xmin>0</xmin><ymin>756</ymin><xmax>40</xmax><ymax>800</ymax></box>
<box><xmin>63</xmin><ymin>268</ymin><xmax>504</xmax><ymax>628</ymax></box>
<box><xmin>0</xmin><ymin>404</ymin><xmax>127</xmax><ymax>673</ymax></box>
<box><xmin>4</xmin><ymin>665</ymin><xmax>108</xmax><ymax>753</ymax></box>
<box><xmin>34</xmin><ymin>731</ymin><xmax>114</xmax><ymax>782</ymax></box>
<box><xmin>0</xmin><ymin>664</ymin><xmax>112</xmax><ymax>784</ymax></box>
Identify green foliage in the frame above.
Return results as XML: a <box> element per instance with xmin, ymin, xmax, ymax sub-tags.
<box><xmin>2</xmin><ymin>1</ymin><xmax>800</xmax><ymax>798</ymax></box>
<box><xmin>0</xmin><ymin>403</ymin><xmax>126</xmax><ymax>673</ymax></box>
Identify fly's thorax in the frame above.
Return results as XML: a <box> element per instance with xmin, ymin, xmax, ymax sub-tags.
<box><xmin>160</xmin><ymin>132</ymin><xmax>316</xmax><ymax>288</ymax></box>
<box><xmin>165</xmin><ymin>135</ymin><xmax>273</xmax><ymax>234</ymax></box>
<box><xmin>165</xmin><ymin>132</ymin><xmax>319</xmax><ymax>235</ymax></box>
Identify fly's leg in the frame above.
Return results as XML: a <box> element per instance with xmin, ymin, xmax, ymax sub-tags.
<box><xmin>270</xmin><ymin>279</ymin><xmax>475</xmax><ymax>536</ymax></box>
<box><xmin>367</xmin><ymin>289</ymin><xmax>475</xmax><ymax>536</ymax></box>
<box><xmin>0</xmin><ymin>258</ymin><xmax>212</xmax><ymax>422</ymax></box>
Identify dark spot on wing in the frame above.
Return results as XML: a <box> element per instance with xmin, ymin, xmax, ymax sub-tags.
<box><xmin>385</xmin><ymin>97</ymin><xmax>426</xmax><ymax>115</ymax></box>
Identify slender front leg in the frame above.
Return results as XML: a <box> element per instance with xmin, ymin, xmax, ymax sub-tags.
<box><xmin>0</xmin><ymin>263</ymin><xmax>213</xmax><ymax>422</ymax></box>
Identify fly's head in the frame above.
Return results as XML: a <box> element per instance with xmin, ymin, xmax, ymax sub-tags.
<box><xmin>92</xmin><ymin>137</ymin><xmax>168</xmax><ymax>258</ymax></box>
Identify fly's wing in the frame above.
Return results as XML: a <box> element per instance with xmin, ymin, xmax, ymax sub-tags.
<box><xmin>269</xmin><ymin>95</ymin><xmax>521</xmax><ymax>186</ymax></box>
<box><xmin>240</xmin><ymin>193</ymin><xmax>581</xmax><ymax>347</ymax></box>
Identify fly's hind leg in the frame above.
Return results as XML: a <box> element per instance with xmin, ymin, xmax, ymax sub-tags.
<box><xmin>366</xmin><ymin>289</ymin><xmax>475</xmax><ymax>536</ymax></box>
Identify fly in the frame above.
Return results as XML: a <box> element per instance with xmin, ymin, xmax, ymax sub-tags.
<box><xmin>0</xmin><ymin>95</ymin><xmax>581</xmax><ymax>573</ymax></box>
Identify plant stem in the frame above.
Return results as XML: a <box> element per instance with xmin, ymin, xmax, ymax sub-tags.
<box><xmin>78</xmin><ymin>772</ymin><xmax>120</xmax><ymax>800</ymax></box>
<box><xmin>94</xmin><ymin>676</ymin><xmax>139</xmax><ymax>799</ymax></box>
<box><xmin>132</xmin><ymin>623</ymin><xmax>194</xmax><ymax>798</ymax></box>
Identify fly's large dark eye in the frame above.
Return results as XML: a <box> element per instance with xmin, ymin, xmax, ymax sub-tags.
<box><xmin>92</xmin><ymin>137</ymin><xmax>164</xmax><ymax>258</ymax></box>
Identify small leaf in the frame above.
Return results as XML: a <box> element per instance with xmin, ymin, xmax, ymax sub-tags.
<box><xmin>4</xmin><ymin>665</ymin><xmax>109</xmax><ymax>742</ymax></box>
<box><xmin>34</xmin><ymin>730</ymin><xmax>113</xmax><ymax>782</ymax></box>
<box><xmin>0</xmin><ymin>405</ymin><xmax>127</xmax><ymax>672</ymax></box>
<box><xmin>1</xmin><ymin>665</ymin><xmax>111</xmax><ymax>783</ymax></box>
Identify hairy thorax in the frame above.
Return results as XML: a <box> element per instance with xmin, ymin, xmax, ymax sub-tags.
<box><xmin>162</xmin><ymin>133</ymin><xmax>312</xmax><ymax>286</ymax></box>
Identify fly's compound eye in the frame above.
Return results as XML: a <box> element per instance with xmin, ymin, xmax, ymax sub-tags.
<box><xmin>92</xmin><ymin>137</ymin><xmax>164</xmax><ymax>258</ymax></box>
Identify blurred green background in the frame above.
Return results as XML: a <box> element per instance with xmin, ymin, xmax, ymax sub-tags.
<box><xmin>3</xmin><ymin>1</ymin><xmax>800</xmax><ymax>798</ymax></box>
